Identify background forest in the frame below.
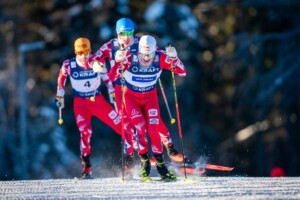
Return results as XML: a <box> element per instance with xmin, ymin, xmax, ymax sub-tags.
<box><xmin>1</xmin><ymin>0</ymin><xmax>300</xmax><ymax>180</ymax></box>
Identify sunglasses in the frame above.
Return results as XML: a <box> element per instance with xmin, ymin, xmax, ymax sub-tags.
<box><xmin>76</xmin><ymin>50</ymin><xmax>90</xmax><ymax>56</ymax></box>
<box><xmin>119</xmin><ymin>31</ymin><xmax>133</xmax><ymax>37</ymax></box>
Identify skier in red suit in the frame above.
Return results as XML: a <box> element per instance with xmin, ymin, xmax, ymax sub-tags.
<box><xmin>112</xmin><ymin>35</ymin><xmax>186</xmax><ymax>181</ymax></box>
<box><xmin>88</xmin><ymin>18</ymin><xmax>187</xmax><ymax>175</ymax></box>
<box><xmin>56</xmin><ymin>38</ymin><xmax>127</xmax><ymax>179</ymax></box>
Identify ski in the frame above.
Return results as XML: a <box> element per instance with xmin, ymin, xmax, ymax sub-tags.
<box><xmin>205</xmin><ymin>164</ymin><xmax>234</xmax><ymax>171</ymax></box>
<box><xmin>150</xmin><ymin>161</ymin><xmax>234</xmax><ymax>173</ymax></box>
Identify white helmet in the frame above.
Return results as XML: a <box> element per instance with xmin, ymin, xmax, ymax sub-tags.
<box><xmin>139</xmin><ymin>35</ymin><xmax>156</xmax><ymax>54</ymax></box>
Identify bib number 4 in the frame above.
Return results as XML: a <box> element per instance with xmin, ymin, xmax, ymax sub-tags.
<box><xmin>84</xmin><ymin>81</ymin><xmax>91</xmax><ymax>87</ymax></box>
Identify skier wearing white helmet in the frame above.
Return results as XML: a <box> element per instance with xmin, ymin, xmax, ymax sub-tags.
<box><xmin>112</xmin><ymin>35</ymin><xmax>186</xmax><ymax>181</ymax></box>
<box><xmin>88</xmin><ymin>18</ymin><xmax>190</xmax><ymax>179</ymax></box>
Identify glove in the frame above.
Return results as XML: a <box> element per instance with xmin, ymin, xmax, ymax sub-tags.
<box><xmin>115</xmin><ymin>50</ymin><xmax>127</xmax><ymax>62</ymax></box>
<box><xmin>109</xmin><ymin>92</ymin><xmax>116</xmax><ymax>104</ymax></box>
<box><xmin>92</xmin><ymin>61</ymin><xmax>104</xmax><ymax>73</ymax></box>
<box><xmin>55</xmin><ymin>96</ymin><xmax>65</xmax><ymax>108</ymax></box>
<box><xmin>166</xmin><ymin>46</ymin><xmax>177</xmax><ymax>58</ymax></box>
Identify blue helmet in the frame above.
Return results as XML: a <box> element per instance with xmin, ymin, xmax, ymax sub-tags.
<box><xmin>116</xmin><ymin>18</ymin><xmax>134</xmax><ymax>34</ymax></box>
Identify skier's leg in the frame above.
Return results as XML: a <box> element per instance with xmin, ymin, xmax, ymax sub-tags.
<box><xmin>74</xmin><ymin>97</ymin><xmax>93</xmax><ymax>178</ymax></box>
<box><xmin>157</xmin><ymin>104</ymin><xmax>192</xmax><ymax>163</ymax></box>
<box><xmin>155</xmin><ymin>154</ymin><xmax>176</xmax><ymax>181</ymax></box>
<box><xmin>143</xmin><ymin>93</ymin><xmax>163</xmax><ymax>156</ymax></box>
<box><xmin>158</xmin><ymin>118</ymin><xmax>172</xmax><ymax>146</ymax></box>
<box><xmin>92</xmin><ymin>94</ymin><xmax>134</xmax><ymax>157</ymax></box>
<box><xmin>116</xmin><ymin>84</ymin><xmax>136</xmax><ymax>177</ymax></box>
<box><xmin>124</xmin><ymin>91</ymin><xmax>148</xmax><ymax>156</ymax></box>
<box><xmin>115</xmin><ymin>84</ymin><xmax>137</xmax><ymax>151</ymax></box>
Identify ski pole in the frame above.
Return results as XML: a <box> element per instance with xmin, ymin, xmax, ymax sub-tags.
<box><xmin>120</xmin><ymin>72</ymin><xmax>125</xmax><ymax>181</ymax></box>
<box><xmin>58</xmin><ymin>107</ymin><xmax>63</xmax><ymax>125</ymax></box>
<box><xmin>120</xmin><ymin>44</ymin><xmax>126</xmax><ymax>181</ymax></box>
<box><xmin>158</xmin><ymin>78</ymin><xmax>176</xmax><ymax>124</ymax></box>
<box><xmin>90</xmin><ymin>72</ymin><xmax>100</xmax><ymax>102</ymax></box>
<box><xmin>168</xmin><ymin>43</ymin><xmax>187</xmax><ymax>178</ymax></box>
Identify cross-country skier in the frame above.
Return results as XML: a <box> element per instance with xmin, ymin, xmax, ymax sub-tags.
<box><xmin>111</xmin><ymin>35</ymin><xmax>185</xmax><ymax>181</ymax></box>
<box><xmin>55</xmin><ymin>38</ymin><xmax>131</xmax><ymax>179</ymax></box>
<box><xmin>88</xmin><ymin>18</ymin><xmax>187</xmax><ymax>176</ymax></box>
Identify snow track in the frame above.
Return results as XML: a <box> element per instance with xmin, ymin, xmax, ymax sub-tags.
<box><xmin>1</xmin><ymin>177</ymin><xmax>300</xmax><ymax>199</ymax></box>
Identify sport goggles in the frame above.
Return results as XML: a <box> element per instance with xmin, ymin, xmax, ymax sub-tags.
<box><xmin>119</xmin><ymin>31</ymin><xmax>133</xmax><ymax>37</ymax></box>
<box><xmin>76</xmin><ymin>50</ymin><xmax>90</xmax><ymax>56</ymax></box>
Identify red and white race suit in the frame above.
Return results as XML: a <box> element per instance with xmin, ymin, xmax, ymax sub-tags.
<box><xmin>115</xmin><ymin>50</ymin><xmax>186</xmax><ymax>155</ymax></box>
<box><xmin>88</xmin><ymin>37</ymin><xmax>179</xmax><ymax>153</ymax></box>
<box><xmin>56</xmin><ymin>56</ymin><xmax>130</xmax><ymax>157</ymax></box>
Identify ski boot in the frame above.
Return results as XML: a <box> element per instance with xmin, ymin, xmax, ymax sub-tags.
<box><xmin>166</xmin><ymin>143</ymin><xmax>184</xmax><ymax>162</ymax></box>
<box><xmin>124</xmin><ymin>155</ymin><xmax>135</xmax><ymax>180</ymax></box>
<box><xmin>166</xmin><ymin>143</ymin><xmax>195</xmax><ymax>166</ymax></box>
<box><xmin>154</xmin><ymin>154</ymin><xmax>176</xmax><ymax>182</ymax></box>
<box><xmin>81</xmin><ymin>155</ymin><xmax>92</xmax><ymax>179</ymax></box>
<box><xmin>140</xmin><ymin>153</ymin><xmax>152</xmax><ymax>182</ymax></box>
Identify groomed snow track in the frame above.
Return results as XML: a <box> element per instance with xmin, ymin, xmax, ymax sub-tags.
<box><xmin>1</xmin><ymin>177</ymin><xmax>300</xmax><ymax>199</ymax></box>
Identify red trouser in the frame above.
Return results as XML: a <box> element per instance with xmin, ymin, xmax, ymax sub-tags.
<box><xmin>114</xmin><ymin>84</ymin><xmax>135</xmax><ymax>156</ymax></box>
<box><xmin>123</xmin><ymin>87</ymin><xmax>163</xmax><ymax>155</ymax></box>
<box><xmin>74</xmin><ymin>94</ymin><xmax>132</xmax><ymax>157</ymax></box>
<box><xmin>115</xmin><ymin>84</ymin><xmax>173</xmax><ymax>150</ymax></box>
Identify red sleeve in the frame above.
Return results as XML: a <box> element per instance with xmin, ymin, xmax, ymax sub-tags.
<box><xmin>56</xmin><ymin>59</ymin><xmax>71</xmax><ymax>97</ymax></box>
<box><xmin>159</xmin><ymin>51</ymin><xmax>186</xmax><ymax>77</ymax></box>
<box><xmin>108</xmin><ymin>49</ymin><xmax>131</xmax><ymax>82</ymax></box>
<box><xmin>109</xmin><ymin>56</ymin><xmax>131</xmax><ymax>82</ymax></box>
<box><xmin>87</xmin><ymin>40</ymin><xmax>113</xmax><ymax>68</ymax></box>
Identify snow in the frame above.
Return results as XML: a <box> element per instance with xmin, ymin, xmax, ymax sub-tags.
<box><xmin>1</xmin><ymin>177</ymin><xmax>300</xmax><ymax>199</ymax></box>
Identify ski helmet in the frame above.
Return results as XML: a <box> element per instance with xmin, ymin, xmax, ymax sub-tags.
<box><xmin>139</xmin><ymin>35</ymin><xmax>156</xmax><ymax>55</ymax></box>
<box><xmin>74</xmin><ymin>38</ymin><xmax>91</xmax><ymax>53</ymax></box>
<box><xmin>116</xmin><ymin>18</ymin><xmax>134</xmax><ymax>34</ymax></box>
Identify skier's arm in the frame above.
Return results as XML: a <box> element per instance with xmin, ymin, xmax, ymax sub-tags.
<box><xmin>56</xmin><ymin>60</ymin><xmax>70</xmax><ymax>108</ymax></box>
<box><xmin>87</xmin><ymin>40</ymin><xmax>112</xmax><ymax>68</ymax></box>
<box><xmin>108</xmin><ymin>53</ymin><xmax>131</xmax><ymax>82</ymax></box>
<box><xmin>160</xmin><ymin>51</ymin><xmax>186</xmax><ymax>77</ymax></box>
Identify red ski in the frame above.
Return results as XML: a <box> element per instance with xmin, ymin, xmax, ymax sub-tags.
<box><xmin>150</xmin><ymin>157</ymin><xmax>234</xmax><ymax>174</ymax></box>
<box><xmin>205</xmin><ymin>164</ymin><xmax>234</xmax><ymax>171</ymax></box>
<box><xmin>179</xmin><ymin>164</ymin><xmax>234</xmax><ymax>175</ymax></box>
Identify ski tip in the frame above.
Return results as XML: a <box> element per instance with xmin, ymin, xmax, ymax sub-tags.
<box><xmin>205</xmin><ymin>164</ymin><xmax>234</xmax><ymax>171</ymax></box>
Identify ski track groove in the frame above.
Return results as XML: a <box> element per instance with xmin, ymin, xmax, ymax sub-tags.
<box><xmin>1</xmin><ymin>177</ymin><xmax>300</xmax><ymax>199</ymax></box>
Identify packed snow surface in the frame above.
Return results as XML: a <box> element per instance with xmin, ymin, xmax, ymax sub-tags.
<box><xmin>1</xmin><ymin>176</ymin><xmax>300</xmax><ymax>199</ymax></box>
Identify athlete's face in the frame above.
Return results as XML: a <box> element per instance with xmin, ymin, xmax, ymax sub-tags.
<box><xmin>138</xmin><ymin>52</ymin><xmax>155</xmax><ymax>66</ymax></box>
<box><xmin>76</xmin><ymin>50</ymin><xmax>90</xmax><ymax>63</ymax></box>
<box><xmin>118</xmin><ymin>31</ymin><xmax>134</xmax><ymax>47</ymax></box>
